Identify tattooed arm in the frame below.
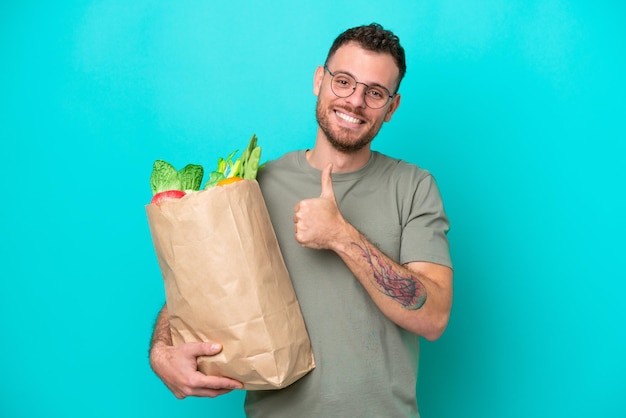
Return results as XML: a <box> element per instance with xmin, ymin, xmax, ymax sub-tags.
<box><xmin>294</xmin><ymin>164</ymin><xmax>453</xmax><ymax>340</ymax></box>
<box><xmin>334</xmin><ymin>233</ymin><xmax>452</xmax><ymax>340</ymax></box>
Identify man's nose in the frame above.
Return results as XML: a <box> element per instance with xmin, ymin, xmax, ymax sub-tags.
<box><xmin>344</xmin><ymin>83</ymin><xmax>368</xmax><ymax>108</ymax></box>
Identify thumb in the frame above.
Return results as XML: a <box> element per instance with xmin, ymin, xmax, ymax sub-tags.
<box><xmin>320</xmin><ymin>163</ymin><xmax>335</xmax><ymax>199</ymax></box>
<box><xmin>190</xmin><ymin>341</ymin><xmax>223</xmax><ymax>357</ymax></box>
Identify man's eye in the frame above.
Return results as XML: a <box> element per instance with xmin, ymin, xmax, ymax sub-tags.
<box><xmin>367</xmin><ymin>89</ymin><xmax>385</xmax><ymax>99</ymax></box>
<box><xmin>334</xmin><ymin>77</ymin><xmax>353</xmax><ymax>88</ymax></box>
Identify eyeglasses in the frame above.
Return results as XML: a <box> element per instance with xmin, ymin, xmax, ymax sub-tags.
<box><xmin>323</xmin><ymin>65</ymin><xmax>395</xmax><ymax>109</ymax></box>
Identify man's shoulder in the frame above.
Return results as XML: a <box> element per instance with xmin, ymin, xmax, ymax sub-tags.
<box><xmin>258</xmin><ymin>151</ymin><xmax>298</xmax><ymax>176</ymax></box>
<box><xmin>370</xmin><ymin>151</ymin><xmax>432</xmax><ymax>182</ymax></box>
<box><xmin>257</xmin><ymin>150</ymin><xmax>304</xmax><ymax>189</ymax></box>
<box><xmin>264</xmin><ymin>150</ymin><xmax>300</xmax><ymax>168</ymax></box>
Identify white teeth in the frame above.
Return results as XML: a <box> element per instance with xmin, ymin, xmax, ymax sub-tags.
<box><xmin>336</xmin><ymin>111</ymin><xmax>361</xmax><ymax>124</ymax></box>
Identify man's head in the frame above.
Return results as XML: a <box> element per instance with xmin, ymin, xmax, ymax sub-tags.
<box><xmin>314</xmin><ymin>23</ymin><xmax>405</xmax><ymax>154</ymax></box>
<box><xmin>325</xmin><ymin>23</ymin><xmax>406</xmax><ymax>93</ymax></box>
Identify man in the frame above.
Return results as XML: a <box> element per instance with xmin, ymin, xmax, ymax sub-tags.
<box><xmin>149</xmin><ymin>23</ymin><xmax>453</xmax><ymax>417</ymax></box>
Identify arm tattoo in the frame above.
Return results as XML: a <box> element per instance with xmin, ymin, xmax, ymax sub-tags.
<box><xmin>353</xmin><ymin>240</ymin><xmax>427</xmax><ymax>310</ymax></box>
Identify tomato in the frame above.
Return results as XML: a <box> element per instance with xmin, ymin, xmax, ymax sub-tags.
<box><xmin>150</xmin><ymin>189</ymin><xmax>186</xmax><ymax>205</ymax></box>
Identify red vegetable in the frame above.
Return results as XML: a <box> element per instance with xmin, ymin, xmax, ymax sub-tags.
<box><xmin>150</xmin><ymin>190</ymin><xmax>186</xmax><ymax>205</ymax></box>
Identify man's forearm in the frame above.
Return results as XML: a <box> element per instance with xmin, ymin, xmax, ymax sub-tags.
<box><xmin>332</xmin><ymin>225</ymin><xmax>452</xmax><ymax>339</ymax></box>
<box><xmin>336</xmin><ymin>231</ymin><xmax>427</xmax><ymax>311</ymax></box>
<box><xmin>150</xmin><ymin>304</ymin><xmax>172</xmax><ymax>349</ymax></box>
<box><xmin>350</xmin><ymin>235</ymin><xmax>427</xmax><ymax>310</ymax></box>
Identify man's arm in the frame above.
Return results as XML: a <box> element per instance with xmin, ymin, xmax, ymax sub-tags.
<box><xmin>149</xmin><ymin>304</ymin><xmax>244</xmax><ymax>398</ymax></box>
<box><xmin>294</xmin><ymin>164</ymin><xmax>453</xmax><ymax>340</ymax></box>
<box><xmin>332</xmin><ymin>233</ymin><xmax>452</xmax><ymax>340</ymax></box>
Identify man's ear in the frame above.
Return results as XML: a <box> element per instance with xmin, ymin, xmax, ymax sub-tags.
<box><xmin>384</xmin><ymin>93</ymin><xmax>401</xmax><ymax>122</ymax></box>
<box><xmin>313</xmin><ymin>65</ymin><xmax>325</xmax><ymax>97</ymax></box>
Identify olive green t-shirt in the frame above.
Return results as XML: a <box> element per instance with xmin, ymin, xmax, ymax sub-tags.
<box><xmin>245</xmin><ymin>150</ymin><xmax>452</xmax><ymax>418</ymax></box>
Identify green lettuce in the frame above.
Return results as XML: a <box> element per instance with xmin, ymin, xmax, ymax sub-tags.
<box><xmin>150</xmin><ymin>160</ymin><xmax>182</xmax><ymax>195</ymax></box>
<box><xmin>150</xmin><ymin>161</ymin><xmax>204</xmax><ymax>195</ymax></box>
<box><xmin>179</xmin><ymin>164</ymin><xmax>204</xmax><ymax>191</ymax></box>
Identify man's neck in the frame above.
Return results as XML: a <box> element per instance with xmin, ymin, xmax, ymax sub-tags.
<box><xmin>306</xmin><ymin>136</ymin><xmax>372</xmax><ymax>173</ymax></box>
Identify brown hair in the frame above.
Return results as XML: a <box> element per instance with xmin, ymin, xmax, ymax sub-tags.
<box><xmin>325</xmin><ymin>23</ymin><xmax>406</xmax><ymax>93</ymax></box>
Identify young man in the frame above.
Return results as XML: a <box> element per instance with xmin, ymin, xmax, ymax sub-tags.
<box><xmin>149</xmin><ymin>23</ymin><xmax>453</xmax><ymax>417</ymax></box>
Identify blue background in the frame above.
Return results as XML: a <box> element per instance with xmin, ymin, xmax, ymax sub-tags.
<box><xmin>1</xmin><ymin>1</ymin><xmax>624</xmax><ymax>417</ymax></box>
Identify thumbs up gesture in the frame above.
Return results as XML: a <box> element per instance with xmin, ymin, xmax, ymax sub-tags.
<box><xmin>293</xmin><ymin>163</ymin><xmax>347</xmax><ymax>250</ymax></box>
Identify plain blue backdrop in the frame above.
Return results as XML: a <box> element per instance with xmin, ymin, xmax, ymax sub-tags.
<box><xmin>1</xmin><ymin>1</ymin><xmax>624</xmax><ymax>417</ymax></box>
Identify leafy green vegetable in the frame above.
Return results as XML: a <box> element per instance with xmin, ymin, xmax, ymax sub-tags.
<box><xmin>203</xmin><ymin>134</ymin><xmax>262</xmax><ymax>189</ymax></box>
<box><xmin>243</xmin><ymin>145</ymin><xmax>262</xmax><ymax>179</ymax></box>
<box><xmin>150</xmin><ymin>160</ymin><xmax>204</xmax><ymax>196</ymax></box>
<box><xmin>240</xmin><ymin>135</ymin><xmax>256</xmax><ymax>176</ymax></box>
<box><xmin>179</xmin><ymin>164</ymin><xmax>204</xmax><ymax>191</ymax></box>
<box><xmin>229</xmin><ymin>159</ymin><xmax>242</xmax><ymax>178</ymax></box>
<box><xmin>205</xmin><ymin>171</ymin><xmax>226</xmax><ymax>189</ymax></box>
<box><xmin>150</xmin><ymin>160</ymin><xmax>182</xmax><ymax>195</ymax></box>
<box><xmin>240</xmin><ymin>134</ymin><xmax>260</xmax><ymax>179</ymax></box>
<box><xmin>150</xmin><ymin>134</ymin><xmax>264</xmax><ymax>193</ymax></box>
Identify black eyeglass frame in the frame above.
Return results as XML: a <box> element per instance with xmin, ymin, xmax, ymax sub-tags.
<box><xmin>323</xmin><ymin>65</ymin><xmax>395</xmax><ymax>109</ymax></box>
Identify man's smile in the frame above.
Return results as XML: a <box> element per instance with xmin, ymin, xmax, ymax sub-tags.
<box><xmin>335</xmin><ymin>110</ymin><xmax>364</xmax><ymax>125</ymax></box>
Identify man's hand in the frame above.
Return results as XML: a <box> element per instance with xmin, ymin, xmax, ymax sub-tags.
<box><xmin>294</xmin><ymin>163</ymin><xmax>351</xmax><ymax>250</ymax></box>
<box><xmin>150</xmin><ymin>341</ymin><xmax>244</xmax><ymax>399</ymax></box>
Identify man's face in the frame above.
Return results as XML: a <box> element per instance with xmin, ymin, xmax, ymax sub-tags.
<box><xmin>314</xmin><ymin>42</ymin><xmax>401</xmax><ymax>153</ymax></box>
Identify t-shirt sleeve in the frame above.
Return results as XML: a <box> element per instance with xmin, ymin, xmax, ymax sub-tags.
<box><xmin>400</xmin><ymin>173</ymin><xmax>453</xmax><ymax>268</ymax></box>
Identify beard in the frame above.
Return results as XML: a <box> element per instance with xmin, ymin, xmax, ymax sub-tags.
<box><xmin>315</xmin><ymin>98</ymin><xmax>384</xmax><ymax>153</ymax></box>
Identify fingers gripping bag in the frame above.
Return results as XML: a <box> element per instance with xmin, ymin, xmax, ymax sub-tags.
<box><xmin>145</xmin><ymin>135</ymin><xmax>315</xmax><ymax>390</ymax></box>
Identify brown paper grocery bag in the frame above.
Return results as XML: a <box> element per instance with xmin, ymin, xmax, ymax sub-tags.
<box><xmin>146</xmin><ymin>180</ymin><xmax>315</xmax><ymax>390</ymax></box>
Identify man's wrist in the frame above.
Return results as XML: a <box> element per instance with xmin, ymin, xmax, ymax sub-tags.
<box><xmin>149</xmin><ymin>340</ymin><xmax>169</xmax><ymax>369</ymax></box>
<box><xmin>331</xmin><ymin>222</ymin><xmax>362</xmax><ymax>254</ymax></box>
